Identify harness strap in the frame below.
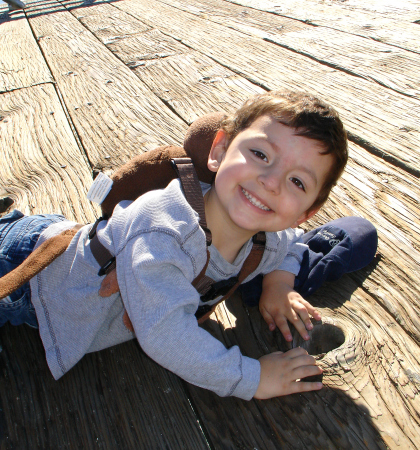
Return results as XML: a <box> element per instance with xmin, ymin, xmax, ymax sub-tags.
<box><xmin>195</xmin><ymin>231</ymin><xmax>266</xmax><ymax>323</ymax></box>
<box><xmin>89</xmin><ymin>217</ymin><xmax>116</xmax><ymax>276</ymax></box>
<box><xmin>170</xmin><ymin>158</ymin><xmax>212</xmax><ymax>246</ymax></box>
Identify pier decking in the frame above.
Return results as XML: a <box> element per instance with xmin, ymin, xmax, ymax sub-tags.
<box><xmin>1</xmin><ymin>0</ymin><xmax>419</xmax><ymax>448</ymax></box>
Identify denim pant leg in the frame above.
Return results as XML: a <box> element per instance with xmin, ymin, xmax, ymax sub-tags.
<box><xmin>241</xmin><ymin>216</ymin><xmax>378</xmax><ymax>306</ymax></box>
<box><xmin>0</xmin><ymin>209</ymin><xmax>66</xmax><ymax>328</ymax></box>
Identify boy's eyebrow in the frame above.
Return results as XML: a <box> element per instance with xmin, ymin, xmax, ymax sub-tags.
<box><xmin>294</xmin><ymin>165</ymin><xmax>318</xmax><ymax>186</ymax></box>
<box><xmin>261</xmin><ymin>136</ymin><xmax>319</xmax><ymax>187</ymax></box>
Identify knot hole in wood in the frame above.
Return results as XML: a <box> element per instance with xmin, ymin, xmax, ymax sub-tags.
<box><xmin>293</xmin><ymin>320</ymin><xmax>345</xmax><ymax>358</ymax></box>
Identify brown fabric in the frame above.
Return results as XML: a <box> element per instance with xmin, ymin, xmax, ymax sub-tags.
<box><xmin>197</xmin><ymin>307</ymin><xmax>217</xmax><ymax>324</ymax></box>
<box><xmin>89</xmin><ymin>232</ymin><xmax>115</xmax><ymax>275</ymax></box>
<box><xmin>101</xmin><ymin>112</ymin><xmax>225</xmax><ymax>218</ymax></box>
<box><xmin>191</xmin><ymin>249</ymin><xmax>211</xmax><ymax>291</ymax></box>
<box><xmin>0</xmin><ymin>225</ymin><xmax>83</xmax><ymax>300</ymax></box>
<box><xmin>101</xmin><ymin>146</ymin><xmax>187</xmax><ymax>218</ymax></box>
<box><xmin>184</xmin><ymin>112</ymin><xmax>226</xmax><ymax>184</ymax></box>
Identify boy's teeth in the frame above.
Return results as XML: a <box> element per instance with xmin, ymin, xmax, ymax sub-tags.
<box><xmin>242</xmin><ymin>188</ymin><xmax>271</xmax><ymax>211</ymax></box>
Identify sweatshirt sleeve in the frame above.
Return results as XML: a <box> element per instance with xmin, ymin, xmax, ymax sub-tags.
<box><xmin>275</xmin><ymin>228</ymin><xmax>307</xmax><ymax>276</ymax></box>
<box><xmin>115</xmin><ymin>229</ymin><xmax>261</xmax><ymax>400</ymax></box>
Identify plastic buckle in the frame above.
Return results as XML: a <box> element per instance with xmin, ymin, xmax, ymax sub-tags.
<box><xmin>200</xmin><ymin>276</ymin><xmax>239</xmax><ymax>303</ymax></box>
<box><xmin>98</xmin><ymin>257</ymin><xmax>116</xmax><ymax>277</ymax></box>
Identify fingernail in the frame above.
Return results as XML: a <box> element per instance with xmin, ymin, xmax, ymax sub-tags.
<box><xmin>304</xmin><ymin>334</ymin><xmax>310</xmax><ymax>340</ymax></box>
<box><xmin>316</xmin><ymin>382</ymin><xmax>323</xmax><ymax>389</ymax></box>
<box><xmin>307</xmin><ymin>323</ymin><xmax>313</xmax><ymax>330</ymax></box>
<box><xmin>286</xmin><ymin>334</ymin><xmax>292</xmax><ymax>341</ymax></box>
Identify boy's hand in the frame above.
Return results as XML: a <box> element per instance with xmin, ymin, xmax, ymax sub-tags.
<box><xmin>259</xmin><ymin>271</ymin><xmax>321</xmax><ymax>342</ymax></box>
<box><xmin>99</xmin><ymin>268</ymin><xmax>120</xmax><ymax>297</ymax></box>
<box><xmin>254</xmin><ymin>348</ymin><xmax>323</xmax><ymax>399</ymax></box>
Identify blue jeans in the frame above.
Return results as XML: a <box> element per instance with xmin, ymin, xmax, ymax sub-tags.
<box><xmin>0</xmin><ymin>210</ymin><xmax>65</xmax><ymax>328</ymax></box>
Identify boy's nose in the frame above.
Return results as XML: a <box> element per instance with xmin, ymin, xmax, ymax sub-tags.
<box><xmin>257</xmin><ymin>170</ymin><xmax>281</xmax><ymax>195</ymax></box>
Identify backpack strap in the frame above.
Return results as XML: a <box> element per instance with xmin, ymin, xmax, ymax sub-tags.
<box><xmin>195</xmin><ymin>231</ymin><xmax>266</xmax><ymax>323</ymax></box>
<box><xmin>88</xmin><ymin>217</ymin><xmax>116</xmax><ymax>276</ymax></box>
<box><xmin>170</xmin><ymin>158</ymin><xmax>212</xmax><ymax>247</ymax></box>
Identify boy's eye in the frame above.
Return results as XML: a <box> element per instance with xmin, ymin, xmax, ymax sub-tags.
<box><xmin>251</xmin><ymin>150</ymin><xmax>268</xmax><ymax>162</ymax></box>
<box><xmin>290</xmin><ymin>177</ymin><xmax>305</xmax><ymax>191</ymax></box>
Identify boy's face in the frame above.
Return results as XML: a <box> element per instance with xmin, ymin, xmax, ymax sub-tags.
<box><xmin>207</xmin><ymin>115</ymin><xmax>334</xmax><ymax>236</ymax></box>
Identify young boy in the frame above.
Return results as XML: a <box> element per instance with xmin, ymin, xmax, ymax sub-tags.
<box><xmin>0</xmin><ymin>91</ymin><xmax>377</xmax><ymax>401</ymax></box>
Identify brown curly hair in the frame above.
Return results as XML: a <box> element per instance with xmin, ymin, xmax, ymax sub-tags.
<box><xmin>221</xmin><ymin>90</ymin><xmax>348</xmax><ymax>212</ymax></box>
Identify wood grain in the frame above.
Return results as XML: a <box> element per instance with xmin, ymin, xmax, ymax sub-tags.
<box><xmin>0</xmin><ymin>10</ymin><xmax>53</xmax><ymax>93</ymax></box>
<box><xmin>0</xmin><ymin>83</ymin><xmax>98</xmax><ymax>222</ymax></box>
<box><xmin>0</xmin><ymin>324</ymin><xmax>209</xmax><ymax>449</ymax></box>
<box><xmin>112</xmin><ymin>0</ymin><xmax>420</xmax><ymax>176</ymax></box>
<box><xmin>161</xmin><ymin>0</ymin><xmax>420</xmax><ymax>99</ymax></box>
<box><xmin>60</xmin><ymin>0</ymin><xmax>265</xmax><ymax>123</ymax></box>
<box><xmin>134</xmin><ymin>50</ymin><xmax>265</xmax><ymax>123</ymax></box>
<box><xmin>225</xmin><ymin>0</ymin><xmax>420</xmax><ymax>54</ymax></box>
<box><xmin>67</xmin><ymin>0</ymin><xmax>151</xmax><ymax>44</ymax></box>
<box><xmin>25</xmin><ymin>0</ymin><xmax>187</xmax><ymax>173</ymax></box>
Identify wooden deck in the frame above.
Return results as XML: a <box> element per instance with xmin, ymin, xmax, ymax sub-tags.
<box><xmin>1</xmin><ymin>0</ymin><xmax>419</xmax><ymax>448</ymax></box>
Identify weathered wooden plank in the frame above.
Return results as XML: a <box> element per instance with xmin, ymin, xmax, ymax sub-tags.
<box><xmin>193</xmin><ymin>253</ymin><xmax>420</xmax><ymax>449</ymax></box>
<box><xmin>225</xmin><ymin>0</ymin><xmax>420</xmax><ymax>54</ymax></box>
<box><xmin>320</xmin><ymin>0</ymin><xmax>420</xmax><ymax>24</ymax></box>
<box><xmin>65</xmin><ymin>0</ymin><xmax>151</xmax><ymax>44</ymax></box>
<box><xmin>0</xmin><ymin>83</ymin><xmax>97</xmax><ymax>222</ymax></box>
<box><xmin>110</xmin><ymin>0</ymin><xmax>420</xmax><ymax>177</ymax></box>
<box><xmin>315</xmin><ymin>143</ymin><xmax>420</xmax><ymax>343</ymax></box>
<box><xmin>134</xmin><ymin>50</ymin><xmax>265</xmax><ymax>123</ymax></box>
<box><xmin>0</xmin><ymin>10</ymin><xmax>53</xmax><ymax>93</ymax></box>
<box><xmin>106</xmin><ymin>28</ymin><xmax>189</xmax><ymax>70</ymax></box>
<box><xmin>190</xmin><ymin>295</ymin><xmax>393</xmax><ymax>449</ymax></box>
<box><xmin>24</xmin><ymin>0</ymin><xmax>187</xmax><ymax>174</ymax></box>
<box><xmin>0</xmin><ymin>324</ymin><xmax>209</xmax><ymax>449</ymax></box>
<box><xmin>59</xmin><ymin>0</ymin><xmax>265</xmax><ymax>123</ymax></box>
<box><xmin>160</xmin><ymin>0</ymin><xmax>420</xmax><ymax>99</ymax></box>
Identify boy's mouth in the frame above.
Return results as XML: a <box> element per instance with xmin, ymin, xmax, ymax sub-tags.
<box><xmin>241</xmin><ymin>188</ymin><xmax>272</xmax><ymax>211</ymax></box>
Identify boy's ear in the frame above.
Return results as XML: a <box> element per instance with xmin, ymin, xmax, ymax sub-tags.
<box><xmin>295</xmin><ymin>207</ymin><xmax>321</xmax><ymax>227</ymax></box>
<box><xmin>207</xmin><ymin>130</ymin><xmax>227</xmax><ymax>173</ymax></box>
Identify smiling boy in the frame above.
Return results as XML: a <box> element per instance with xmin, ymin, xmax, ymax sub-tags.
<box><xmin>0</xmin><ymin>91</ymin><xmax>377</xmax><ymax>401</ymax></box>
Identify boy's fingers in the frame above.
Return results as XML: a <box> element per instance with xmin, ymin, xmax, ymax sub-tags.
<box><xmin>301</xmin><ymin>299</ymin><xmax>322</xmax><ymax>321</ymax></box>
<box><xmin>288</xmin><ymin>314</ymin><xmax>310</xmax><ymax>340</ymax></box>
<box><xmin>292</xmin><ymin>380</ymin><xmax>323</xmax><ymax>394</ymax></box>
<box><xmin>276</xmin><ymin>317</ymin><xmax>293</xmax><ymax>341</ymax></box>
<box><xmin>292</xmin><ymin>304</ymin><xmax>313</xmax><ymax>330</ymax></box>
<box><xmin>260</xmin><ymin>307</ymin><xmax>276</xmax><ymax>331</ymax></box>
